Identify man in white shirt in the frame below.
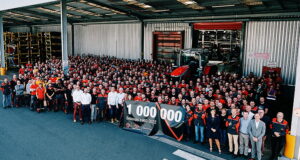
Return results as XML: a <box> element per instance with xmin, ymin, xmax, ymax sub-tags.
<box><xmin>107</xmin><ymin>87</ymin><xmax>118</xmax><ymax>123</ymax></box>
<box><xmin>116</xmin><ymin>88</ymin><xmax>126</xmax><ymax>121</ymax></box>
<box><xmin>81</xmin><ymin>88</ymin><xmax>92</xmax><ymax>125</ymax></box>
<box><xmin>72</xmin><ymin>85</ymin><xmax>83</xmax><ymax>123</ymax></box>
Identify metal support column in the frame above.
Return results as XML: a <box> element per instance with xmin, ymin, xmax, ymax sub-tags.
<box><xmin>291</xmin><ymin>38</ymin><xmax>300</xmax><ymax>159</ymax></box>
<box><xmin>60</xmin><ymin>0</ymin><xmax>69</xmax><ymax>76</ymax></box>
<box><xmin>0</xmin><ymin>14</ymin><xmax>5</xmax><ymax>68</ymax></box>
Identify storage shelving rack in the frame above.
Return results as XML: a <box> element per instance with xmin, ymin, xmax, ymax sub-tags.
<box><xmin>17</xmin><ymin>32</ymin><xmax>31</xmax><ymax>65</ymax></box>
<box><xmin>29</xmin><ymin>33</ymin><xmax>42</xmax><ymax>63</ymax></box>
<box><xmin>44</xmin><ymin>32</ymin><xmax>61</xmax><ymax>59</ymax></box>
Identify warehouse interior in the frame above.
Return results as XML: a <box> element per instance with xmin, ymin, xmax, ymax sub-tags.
<box><xmin>0</xmin><ymin>0</ymin><xmax>300</xmax><ymax>159</ymax></box>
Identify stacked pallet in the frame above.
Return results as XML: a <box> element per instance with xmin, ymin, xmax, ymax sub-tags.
<box><xmin>17</xmin><ymin>32</ymin><xmax>30</xmax><ymax>65</ymax></box>
<box><xmin>3</xmin><ymin>32</ymin><xmax>62</xmax><ymax>67</ymax></box>
<box><xmin>44</xmin><ymin>32</ymin><xmax>61</xmax><ymax>59</ymax></box>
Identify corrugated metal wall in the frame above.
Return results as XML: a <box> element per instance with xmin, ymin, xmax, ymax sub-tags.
<box><xmin>243</xmin><ymin>21</ymin><xmax>300</xmax><ymax>85</ymax></box>
<box><xmin>144</xmin><ymin>23</ymin><xmax>192</xmax><ymax>60</ymax></box>
<box><xmin>8</xmin><ymin>25</ymin><xmax>73</xmax><ymax>55</ymax></box>
<box><xmin>73</xmin><ymin>23</ymin><xmax>141</xmax><ymax>59</ymax></box>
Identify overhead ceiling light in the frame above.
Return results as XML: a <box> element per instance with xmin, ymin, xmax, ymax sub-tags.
<box><xmin>152</xmin><ymin>9</ymin><xmax>170</xmax><ymax>12</ymax></box>
<box><xmin>183</xmin><ymin>1</ymin><xmax>196</xmax><ymax>5</ymax></box>
<box><xmin>177</xmin><ymin>0</ymin><xmax>205</xmax><ymax>10</ymax></box>
<box><xmin>80</xmin><ymin>0</ymin><xmax>126</xmax><ymax>15</ymax></box>
<box><xmin>36</xmin><ymin>7</ymin><xmax>81</xmax><ymax>18</ymax></box>
<box><xmin>122</xmin><ymin>0</ymin><xmax>162</xmax><ymax>12</ymax></box>
<box><xmin>142</xmin><ymin>5</ymin><xmax>152</xmax><ymax>9</ymax></box>
<box><xmin>53</xmin><ymin>4</ymin><xmax>102</xmax><ymax>17</ymax></box>
<box><xmin>212</xmin><ymin>4</ymin><xmax>235</xmax><ymax>8</ymax></box>
<box><xmin>245</xmin><ymin>1</ymin><xmax>263</xmax><ymax>5</ymax></box>
<box><xmin>7</xmin><ymin>12</ymin><xmax>42</xmax><ymax>20</ymax></box>
<box><xmin>243</xmin><ymin>0</ymin><xmax>263</xmax><ymax>6</ymax></box>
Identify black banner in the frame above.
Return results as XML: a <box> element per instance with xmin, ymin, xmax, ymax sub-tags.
<box><xmin>123</xmin><ymin>101</ymin><xmax>157</xmax><ymax>136</ymax></box>
<box><xmin>157</xmin><ymin>104</ymin><xmax>186</xmax><ymax>141</ymax></box>
<box><xmin>123</xmin><ymin>101</ymin><xmax>186</xmax><ymax>141</ymax></box>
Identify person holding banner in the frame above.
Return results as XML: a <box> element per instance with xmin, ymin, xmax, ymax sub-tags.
<box><xmin>184</xmin><ymin>105</ymin><xmax>194</xmax><ymax>141</ymax></box>
<box><xmin>193</xmin><ymin>104</ymin><xmax>206</xmax><ymax>144</ymax></box>
<box><xmin>206</xmin><ymin>109</ymin><xmax>222</xmax><ymax>154</ymax></box>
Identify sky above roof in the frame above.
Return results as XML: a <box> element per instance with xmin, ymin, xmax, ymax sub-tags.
<box><xmin>0</xmin><ymin>0</ymin><xmax>56</xmax><ymax>11</ymax></box>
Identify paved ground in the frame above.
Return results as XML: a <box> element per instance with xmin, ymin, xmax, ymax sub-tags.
<box><xmin>0</xmin><ymin>69</ymin><xmax>293</xmax><ymax>160</ymax></box>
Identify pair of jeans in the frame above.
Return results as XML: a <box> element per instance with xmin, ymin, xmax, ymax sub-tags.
<box><xmin>194</xmin><ymin>125</ymin><xmax>205</xmax><ymax>142</ymax></box>
<box><xmin>14</xmin><ymin>95</ymin><xmax>23</xmax><ymax>107</ymax></box>
<box><xmin>30</xmin><ymin>95</ymin><xmax>36</xmax><ymax>110</ymax></box>
<box><xmin>55</xmin><ymin>94</ymin><xmax>64</xmax><ymax>111</ymax></box>
<box><xmin>219</xmin><ymin>129</ymin><xmax>228</xmax><ymax>145</ymax></box>
<box><xmin>90</xmin><ymin>104</ymin><xmax>97</xmax><ymax>121</ymax></box>
<box><xmin>109</xmin><ymin>105</ymin><xmax>117</xmax><ymax>119</ymax></box>
<box><xmin>2</xmin><ymin>94</ymin><xmax>12</xmax><ymax>108</ymax></box>
<box><xmin>82</xmin><ymin>104</ymin><xmax>91</xmax><ymax>123</ymax></box>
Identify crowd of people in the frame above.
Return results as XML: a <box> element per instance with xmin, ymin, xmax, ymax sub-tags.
<box><xmin>1</xmin><ymin>56</ymin><xmax>289</xmax><ymax>160</ymax></box>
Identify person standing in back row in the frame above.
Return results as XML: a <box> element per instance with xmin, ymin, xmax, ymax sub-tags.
<box><xmin>248</xmin><ymin>113</ymin><xmax>266</xmax><ymax>160</ymax></box>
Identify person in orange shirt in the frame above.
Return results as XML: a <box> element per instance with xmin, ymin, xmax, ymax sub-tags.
<box><xmin>36</xmin><ymin>83</ymin><xmax>46</xmax><ymax>111</ymax></box>
<box><xmin>30</xmin><ymin>80</ymin><xmax>38</xmax><ymax>111</ymax></box>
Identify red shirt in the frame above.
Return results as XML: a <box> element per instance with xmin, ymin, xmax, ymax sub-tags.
<box><xmin>19</xmin><ymin>68</ymin><xmax>25</xmax><ymax>74</ymax></box>
<box><xmin>36</xmin><ymin>87</ymin><xmax>45</xmax><ymax>99</ymax></box>
<box><xmin>30</xmin><ymin>84</ymin><xmax>39</xmax><ymax>95</ymax></box>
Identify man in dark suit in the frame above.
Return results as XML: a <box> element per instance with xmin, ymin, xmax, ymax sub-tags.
<box><xmin>248</xmin><ymin>113</ymin><xmax>266</xmax><ymax>160</ymax></box>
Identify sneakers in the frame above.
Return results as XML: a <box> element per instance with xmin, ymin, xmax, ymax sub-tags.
<box><xmin>73</xmin><ymin>120</ymin><xmax>76</xmax><ymax>123</ymax></box>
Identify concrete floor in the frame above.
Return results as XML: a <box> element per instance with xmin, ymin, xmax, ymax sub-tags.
<box><xmin>0</xmin><ymin>69</ymin><xmax>292</xmax><ymax>160</ymax></box>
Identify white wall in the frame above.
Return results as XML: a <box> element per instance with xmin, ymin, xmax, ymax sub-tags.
<box><xmin>73</xmin><ymin>23</ymin><xmax>142</xmax><ymax>59</ymax></box>
<box><xmin>243</xmin><ymin>21</ymin><xmax>300</xmax><ymax>85</ymax></box>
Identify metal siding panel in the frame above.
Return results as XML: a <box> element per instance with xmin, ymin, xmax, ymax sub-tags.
<box><xmin>244</xmin><ymin>21</ymin><xmax>300</xmax><ymax>85</ymax></box>
<box><xmin>73</xmin><ymin>23</ymin><xmax>141</xmax><ymax>59</ymax></box>
<box><xmin>143</xmin><ymin>23</ymin><xmax>192</xmax><ymax>60</ymax></box>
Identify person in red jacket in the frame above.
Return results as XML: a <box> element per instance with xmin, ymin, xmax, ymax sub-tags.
<box><xmin>269</xmin><ymin>112</ymin><xmax>289</xmax><ymax>160</ymax></box>
<box><xmin>193</xmin><ymin>104</ymin><xmax>206</xmax><ymax>144</ymax></box>
<box><xmin>36</xmin><ymin>83</ymin><xmax>46</xmax><ymax>111</ymax></box>
<box><xmin>184</xmin><ymin>105</ymin><xmax>193</xmax><ymax>141</ymax></box>
<box><xmin>29</xmin><ymin>80</ymin><xmax>38</xmax><ymax>111</ymax></box>
<box><xmin>226</xmin><ymin>108</ymin><xmax>240</xmax><ymax>158</ymax></box>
